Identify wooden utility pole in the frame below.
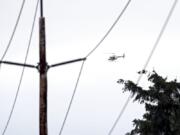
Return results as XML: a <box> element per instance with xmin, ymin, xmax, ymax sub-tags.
<box><xmin>0</xmin><ymin>0</ymin><xmax>86</xmax><ymax>135</ymax></box>
<box><xmin>39</xmin><ymin>0</ymin><xmax>48</xmax><ymax>135</ymax></box>
<box><xmin>39</xmin><ymin>17</ymin><xmax>48</xmax><ymax>135</ymax></box>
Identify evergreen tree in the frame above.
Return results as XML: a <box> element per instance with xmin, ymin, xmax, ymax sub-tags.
<box><xmin>118</xmin><ymin>71</ymin><xmax>180</xmax><ymax>135</ymax></box>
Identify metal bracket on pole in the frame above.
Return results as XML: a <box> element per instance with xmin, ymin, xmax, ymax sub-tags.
<box><xmin>48</xmin><ymin>57</ymin><xmax>86</xmax><ymax>69</ymax></box>
<box><xmin>0</xmin><ymin>61</ymin><xmax>37</xmax><ymax>69</ymax></box>
<box><xmin>0</xmin><ymin>57</ymin><xmax>86</xmax><ymax>71</ymax></box>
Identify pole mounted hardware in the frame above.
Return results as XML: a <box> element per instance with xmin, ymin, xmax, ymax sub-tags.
<box><xmin>0</xmin><ymin>58</ymin><xmax>86</xmax><ymax>71</ymax></box>
<box><xmin>0</xmin><ymin>61</ymin><xmax>37</xmax><ymax>69</ymax></box>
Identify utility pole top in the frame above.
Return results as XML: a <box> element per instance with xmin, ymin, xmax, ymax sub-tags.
<box><xmin>40</xmin><ymin>0</ymin><xmax>44</xmax><ymax>17</ymax></box>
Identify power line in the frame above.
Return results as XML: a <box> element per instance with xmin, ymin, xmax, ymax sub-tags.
<box><xmin>108</xmin><ymin>0</ymin><xmax>179</xmax><ymax>134</ymax></box>
<box><xmin>59</xmin><ymin>60</ymin><xmax>85</xmax><ymax>135</ymax></box>
<box><xmin>86</xmin><ymin>0</ymin><xmax>132</xmax><ymax>58</ymax></box>
<box><xmin>0</xmin><ymin>0</ymin><xmax>25</xmax><ymax>69</ymax></box>
<box><xmin>1</xmin><ymin>0</ymin><xmax>39</xmax><ymax>134</ymax></box>
<box><xmin>57</xmin><ymin>1</ymin><xmax>132</xmax><ymax>134</ymax></box>
<box><xmin>58</xmin><ymin>1</ymin><xmax>132</xmax><ymax>134</ymax></box>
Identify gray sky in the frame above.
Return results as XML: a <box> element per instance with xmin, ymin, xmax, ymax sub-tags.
<box><xmin>0</xmin><ymin>0</ymin><xmax>180</xmax><ymax>135</ymax></box>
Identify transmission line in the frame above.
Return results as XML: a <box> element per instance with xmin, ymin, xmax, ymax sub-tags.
<box><xmin>59</xmin><ymin>60</ymin><xmax>85</xmax><ymax>135</ymax></box>
<box><xmin>108</xmin><ymin>0</ymin><xmax>179</xmax><ymax>134</ymax></box>
<box><xmin>86</xmin><ymin>0</ymin><xmax>132</xmax><ymax>58</ymax></box>
<box><xmin>0</xmin><ymin>0</ymin><xmax>25</xmax><ymax>69</ymax></box>
<box><xmin>1</xmin><ymin>0</ymin><xmax>39</xmax><ymax>134</ymax></box>
<box><xmin>58</xmin><ymin>1</ymin><xmax>132</xmax><ymax>134</ymax></box>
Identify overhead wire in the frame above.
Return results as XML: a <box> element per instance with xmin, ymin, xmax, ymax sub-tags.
<box><xmin>1</xmin><ymin>0</ymin><xmax>40</xmax><ymax>134</ymax></box>
<box><xmin>86</xmin><ymin>0</ymin><xmax>132</xmax><ymax>58</ymax></box>
<box><xmin>58</xmin><ymin>0</ymin><xmax>132</xmax><ymax>134</ymax></box>
<box><xmin>0</xmin><ymin>0</ymin><xmax>25</xmax><ymax>69</ymax></box>
<box><xmin>59</xmin><ymin>60</ymin><xmax>85</xmax><ymax>135</ymax></box>
<box><xmin>107</xmin><ymin>0</ymin><xmax>179</xmax><ymax>134</ymax></box>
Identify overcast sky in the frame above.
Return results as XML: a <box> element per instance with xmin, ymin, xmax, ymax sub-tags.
<box><xmin>0</xmin><ymin>0</ymin><xmax>180</xmax><ymax>135</ymax></box>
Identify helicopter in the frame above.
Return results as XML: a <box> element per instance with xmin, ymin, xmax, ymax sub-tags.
<box><xmin>108</xmin><ymin>53</ymin><xmax>125</xmax><ymax>61</ymax></box>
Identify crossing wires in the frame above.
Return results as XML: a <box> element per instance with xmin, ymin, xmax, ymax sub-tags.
<box><xmin>1</xmin><ymin>0</ymin><xmax>40</xmax><ymax>134</ymax></box>
<box><xmin>108</xmin><ymin>0</ymin><xmax>179</xmax><ymax>134</ymax></box>
<box><xmin>58</xmin><ymin>0</ymin><xmax>132</xmax><ymax>134</ymax></box>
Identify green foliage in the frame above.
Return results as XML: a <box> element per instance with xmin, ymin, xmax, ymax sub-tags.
<box><xmin>118</xmin><ymin>71</ymin><xmax>180</xmax><ymax>135</ymax></box>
